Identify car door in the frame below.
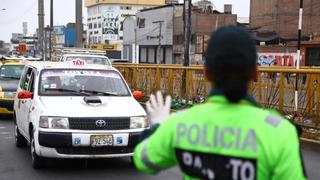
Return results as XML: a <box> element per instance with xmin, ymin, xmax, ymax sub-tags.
<box><xmin>21</xmin><ymin>68</ymin><xmax>36</xmax><ymax>136</ymax></box>
<box><xmin>16</xmin><ymin>67</ymin><xmax>34</xmax><ymax>136</ymax></box>
<box><xmin>15</xmin><ymin>67</ymin><xmax>30</xmax><ymax>137</ymax></box>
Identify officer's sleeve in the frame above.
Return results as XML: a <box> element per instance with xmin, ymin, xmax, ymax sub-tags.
<box><xmin>133</xmin><ymin>115</ymin><xmax>178</xmax><ymax>174</ymax></box>
<box><xmin>271</xmin><ymin>121</ymin><xmax>307</xmax><ymax>180</ymax></box>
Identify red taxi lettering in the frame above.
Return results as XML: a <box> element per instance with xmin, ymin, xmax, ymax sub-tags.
<box><xmin>73</xmin><ymin>59</ymin><xmax>85</xmax><ymax>66</ymax></box>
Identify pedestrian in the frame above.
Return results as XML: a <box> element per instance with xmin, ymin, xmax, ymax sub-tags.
<box><xmin>133</xmin><ymin>26</ymin><xmax>307</xmax><ymax>180</ymax></box>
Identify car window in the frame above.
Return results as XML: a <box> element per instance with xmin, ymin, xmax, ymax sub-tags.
<box><xmin>20</xmin><ymin>67</ymin><xmax>33</xmax><ymax>90</ymax></box>
<box><xmin>0</xmin><ymin>65</ymin><xmax>25</xmax><ymax>79</ymax></box>
<box><xmin>27</xmin><ymin>72</ymin><xmax>35</xmax><ymax>93</ymax></box>
<box><xmin>65</xmin><ymin>56</ymin><xmax>111</xmax><ymax>66</ymax></box>
<box><xmin>39</xmin><ymin>69</ymin><xmax>130</xmax><ymax>96</ymax></box>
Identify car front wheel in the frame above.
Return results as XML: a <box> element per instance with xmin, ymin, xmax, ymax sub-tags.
<box><xmin>30</xmin><ymin>132</ymin><xmax>46</xmax><ymax>169</ymax></box>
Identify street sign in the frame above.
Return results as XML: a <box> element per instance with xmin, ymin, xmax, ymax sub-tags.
<box><xmin>18</xmin><ymin>43</ymin><xmax>27</xmax><ymax>54</ymax></box>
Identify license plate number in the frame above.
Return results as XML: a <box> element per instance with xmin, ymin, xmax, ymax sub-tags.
<box><xmin>91</xmin><ymin>135</ymin><xmax>113</xmax><ymax>147</ymax></box>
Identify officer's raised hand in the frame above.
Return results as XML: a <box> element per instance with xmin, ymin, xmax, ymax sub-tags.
<box><xmin>146</xmin><ymin>91</ymin><xmax>171</xmax><ymax>125</ymax></box>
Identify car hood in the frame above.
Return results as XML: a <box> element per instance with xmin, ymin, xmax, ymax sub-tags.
<box><xmin>39</xmin><ymin>96</ymin><xmax>146</xmax><ymax>117</ymax></box>
<box><xmin>0</xmin><ymin>79</ymin><xmax>20</xmax><ymax>92</ymax></box>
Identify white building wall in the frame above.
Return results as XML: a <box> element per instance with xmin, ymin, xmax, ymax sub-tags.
<box><xmin>87</xmin><ymin>4</ymin><xmax>156</xmax><ymax>51</ymax></box>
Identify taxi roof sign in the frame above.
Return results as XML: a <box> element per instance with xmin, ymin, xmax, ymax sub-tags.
<box><xmin>71</xmin><ymin>59</ymin><xmax>86</xmax><ymax>66</ymax></box>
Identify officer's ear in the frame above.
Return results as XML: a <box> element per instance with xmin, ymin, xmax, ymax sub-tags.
<box><xmin>204</xmin><ymin>67</ymin><xmax>213</xmax><ymax>82</ymax></box>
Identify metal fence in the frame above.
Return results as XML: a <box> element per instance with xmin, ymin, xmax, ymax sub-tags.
<box><xmin>113</xmin><ymin>63</ymin><xmax>320</xmax><ymax>128</ymax></box>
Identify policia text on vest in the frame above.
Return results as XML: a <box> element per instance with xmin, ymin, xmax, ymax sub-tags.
<box><xmin>133</xmin><ymin>96</ymin><xmax>307</xmax><ymax>180</ymax></box>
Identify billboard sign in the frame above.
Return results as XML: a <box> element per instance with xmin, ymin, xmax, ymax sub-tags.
<box><xmin>54</xmin><ymin>26</ymin><xmax>65</xmax><ymax>35</ymax></box>
<box><xmin>102</xmin><ymin>6</ymin><xmax>120</xmax><ymax>41</ymax></box>
<box><xmin>257</xmin><ymin>53</ymin><xmax>297</xmax><ymax>67</ymax></box>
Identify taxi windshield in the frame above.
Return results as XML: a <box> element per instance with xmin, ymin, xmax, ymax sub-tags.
<box><xmin>66</xmin><ymin>56</ymin><xmax>111</xmax><ymax>66</ymax></box>
<box><xmin>39</xmin><ymin>69</ymin><xmax>130</xmax><ymax>96</ymax></box>
<box><xmin>0</xmin><ymin>65</ymin><xmax>25</xmax><ymax>79</ymax></box>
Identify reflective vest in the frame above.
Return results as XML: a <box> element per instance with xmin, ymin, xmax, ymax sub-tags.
<box><xmin>134</xmin><ymin>95</ymin><xmax>306</xmax><ymax>180</ymax></box>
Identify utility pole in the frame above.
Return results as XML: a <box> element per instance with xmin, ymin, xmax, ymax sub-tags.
<box><xmin>49</xmin><ymin>0</ymin><xmax>53</xmax><ymax>61</ymax></box>
<box><xmin>295</xmin><ymin>0</ymin><xmax>304</xmax><ymax>113</ymax></box>
<box><xmin>76</xmin><ymin>0</ymin><xmax>83</xmax><ymax>48</ymax></box>
<box><xmin>38</xmin><ymin>0</ymin><xmax>44</xmax><ymax>59</ymax></box>
<box><xmin>153</xmin><ymin>21</ymin><xmax>164</xmax><ymax>64</ymax></box>
<box><xmin>182</xmin><ymin>0</ymin><xmax>192</xmax><ymax>97</ymax></box>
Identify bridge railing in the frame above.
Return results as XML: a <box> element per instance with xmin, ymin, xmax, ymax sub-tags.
<box><xmin>113</xmin><ymin>63</ymin><xmax>320</xmax><ymax>128</ymax></box>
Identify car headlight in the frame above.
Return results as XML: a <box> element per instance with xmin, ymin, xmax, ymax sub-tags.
<box><xmin>39</xmin><ymin>116</ymin><xmax>69</xmax><ymax>129</ymax></box>
<box><xmin>2</xmin><ymin>92</ymin><xmax>16</xmax><ymax>98</ymax></box>
<box><xmin>130</xmin><ymin>116</ymin><xmax>149</xmax><ymax>129</ymax></box>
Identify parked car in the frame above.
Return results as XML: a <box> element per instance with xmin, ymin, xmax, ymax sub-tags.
<box><xmin>13</xmin><ymin>60</ymin><xmax>147</xmax><ymax>168</ymax></box>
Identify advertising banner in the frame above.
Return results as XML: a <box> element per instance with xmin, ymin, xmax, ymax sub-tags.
<box><xmin>54</xmin><ymin>26</ymin><xmax>65</xmax><ymax>35</ymax></box>
<box><xmin>102</xmin><ymin>6</ymin><xmax>120</xmax><ymax>41</ymax></box>
<box><xmin>257</xmin><ymin>53</ymin><xmax>297</xmax><ymax>66</ymax></box>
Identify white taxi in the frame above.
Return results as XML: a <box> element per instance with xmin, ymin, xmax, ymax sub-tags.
<box><xmin>13</xmin><ymin>61</ymin><xmax>147</xmax><ymax>169</ymax></box>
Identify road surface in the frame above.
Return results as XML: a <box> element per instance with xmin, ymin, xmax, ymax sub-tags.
<box><xmin>0</xmin><ymin>119</ymin><xmax>319</xmax><ymax>180</ymax></box>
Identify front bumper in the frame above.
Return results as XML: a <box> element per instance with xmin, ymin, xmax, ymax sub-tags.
<box><xmin>0</xmin><ymin>99</ymin><xmax>14</xmax><ymax>114</ymax></box>
<box><xmin>38</xmin><ymin>130</ymin><xmax>142</xmax><ymax>158</ymax></box>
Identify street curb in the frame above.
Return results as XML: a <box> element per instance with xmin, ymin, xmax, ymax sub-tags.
<box><xmin>300</xmin><ymin>137</ymin><xmax>320</xmax><ymax>144</ymax></box>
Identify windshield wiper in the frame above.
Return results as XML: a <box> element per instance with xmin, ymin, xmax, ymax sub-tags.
<box><xmin>44</xmin><ymin>88</ymin><xmax>91</xmax><ymax>96</ymax></box>
<box><xmin>81</xmin><ymin>90</ymin><xmax>120</xmax><ymax>96</ymax></box>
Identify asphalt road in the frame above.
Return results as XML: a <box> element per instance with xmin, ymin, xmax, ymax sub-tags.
<box><xmin>0</xmin><ymin>119</ymin><xmax>181</xmax><ymax>180</ymax></box>
<box><xmin>1</xmin><ymin>119</ymin><xmax>320</xmax><ymax>180</ymax></box>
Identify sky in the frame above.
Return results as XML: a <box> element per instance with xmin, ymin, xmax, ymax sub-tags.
<box><xmin>0</xmin><ymin>0</ymin><xmax>250</xmax><ymax>42</ymax></box>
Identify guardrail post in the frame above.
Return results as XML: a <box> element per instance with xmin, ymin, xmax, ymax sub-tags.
<box><xmin>316</xmin><ymin>75</ymin><xmax>320</xmax><ymax>125</ymax></box>
<box><xmin>156</xmin><ymin>66</ymin><xmax>160</xmax><ymax>91</ymax></box>
<box><xmin>306</xmin><ymin>74</ymin><xmax>313</xmax><ymax>114</ymax></box>
<box><xmin>258</xmin><ymin>73</ymin><xmax>262</xmax><ymax>105</ymax></box>
<box><xmin>169</xmin><ymin>69</ymin><xmax>174</xmax><ymax>96</ymax></box>
<box><xmin>186</xmin><ymin>68</ymin><xmax>190</xmax><ymax>100</ymax></box>
<box><xmin>132</xmin><ymin>65</ymin><xmax>137</xmax><ymax>90</ymax></box>
<box><xmin>279</xmin><ymin>72</ymin><xmax>284</xmax><ymax>112</ymax></box>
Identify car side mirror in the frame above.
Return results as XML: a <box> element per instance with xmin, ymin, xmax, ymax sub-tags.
<box><xmin>133</xmin><ymin>91</ymin><xmax>143</xmax><ymax>101</ymax></box>
<box><xmin>18</xmin><ymin>90</ymin><xmax>33</xmax><ymax>99</ymax></box>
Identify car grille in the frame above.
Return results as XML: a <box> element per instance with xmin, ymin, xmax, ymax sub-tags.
<box><xmin>68</xmin><ymin>117</ymin><xmax>130</xmax><ymax>130</ymax></box>
<box><xmin>56</xmin><ymin>147</ymin><xmax>133</xmax><ymax>155</ymax></box>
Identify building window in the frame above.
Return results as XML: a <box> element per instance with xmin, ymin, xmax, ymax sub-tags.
<box><xmin>88</xmin><ymin>23</ymin><xmax>92</xmax><ymax>29</ymax></box>
<box><xmin>90</xmin><ymin>31</ymin><xmax>93</xmax><ymax>35</ymax></box>
<box><xmin>121</xmin><ymin>6</ymin><xmax>132</xmax><ymax>10</ymax></box>
<box><xmin>138</xmin><ymin>18</ymin><xmax>145</xmax><ymax>28</ymax></box>
<box><xmin>97</xmin><ymin>16</ymin><xmax>101</xmax><ymax>19</ymax></box>
<box><xmin>120</xmin><ymin>36</ymin><xmax>123</xmax><ymax>40</ymax></box>
<box><xmin>94</xmin><ymin>23</ymin><xmax>97</xmax><ymax>29</ymax></box>
<box><xmin>98</xmin><ymin>23</ymin><xmax>101</xmax><ymax>28</ymax></box>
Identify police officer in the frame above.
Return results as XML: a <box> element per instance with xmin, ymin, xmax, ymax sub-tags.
<box><xmin>133</xmin><ymin>26</ymin><xmax>307</xmax><ymax>180</ymax></box>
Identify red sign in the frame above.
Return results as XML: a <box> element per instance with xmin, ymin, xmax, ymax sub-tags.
<box><xmin>72</xmin><ymin>59</ymin><xmax>86</xmax><ymax>66</ymax></box>
<box><xmin>18</xmin><ymin>43</ymin><xmax>27</xmax><ymax>55</ymax></box>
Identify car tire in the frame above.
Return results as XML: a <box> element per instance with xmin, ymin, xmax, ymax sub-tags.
<box><xmin>14</xmin><ymin>115</ymin><xmax>27</xmax><ymax>148</ymax></box>
<box><xmin>30</xmin><ymin>132</ymin><xmax>46</xmax><ymax>169</ymax></box>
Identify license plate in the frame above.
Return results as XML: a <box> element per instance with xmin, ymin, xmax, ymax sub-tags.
<box><xmin>90</xmin><ymin>135</ymin><xmax>113</xmax><ymax>147</ymax></box>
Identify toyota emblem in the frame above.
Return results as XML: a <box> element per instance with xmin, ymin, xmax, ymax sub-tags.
<box><xmin>96</xmin><ymin>120</ymin><xmax>106</xmax><ymax>128</ymax></box>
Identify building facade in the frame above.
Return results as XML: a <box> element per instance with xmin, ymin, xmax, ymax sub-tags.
<box><xmin>123</xmin><ymin>2</ymin><xmax>237</xmax><ymax>64</ymax></box>
<box><xmin>250</xmin><ymin>0</ymin><xmax>320</xmax><ymax>40</ymax></box>
<box><xmin>85</xmin><ymin>0</ymin><xmax>166</xmax><ymax>59</ymax></box>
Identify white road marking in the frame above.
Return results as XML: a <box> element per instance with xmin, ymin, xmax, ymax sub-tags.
<box><xmin>4</xmin><ymin>136</ymin><xmax>13</xmax><ymax>139</ymax></box>
<box><xmin>1</xmin><ymin>132</ymin><xmax>10</xmax><ymax>135</ymax></box>
<box><xmin>0</xmin><ymin>126</ymin><xmax>6</xmax><ymax>129</ymax></box>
